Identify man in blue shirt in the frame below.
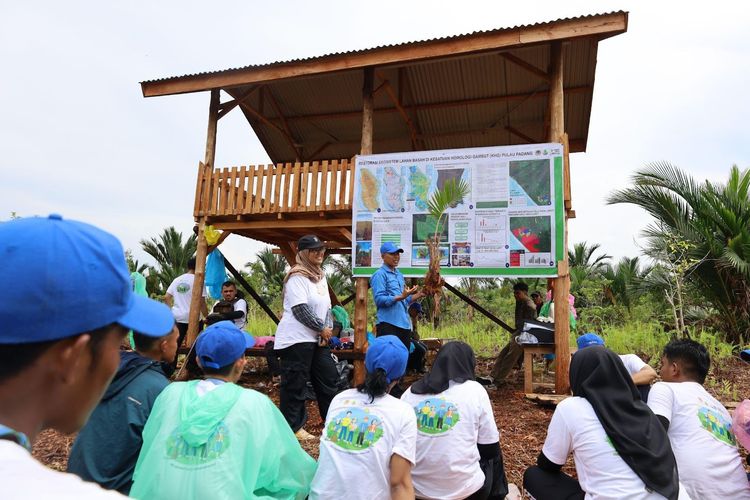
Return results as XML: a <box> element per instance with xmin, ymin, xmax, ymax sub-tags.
<box><xmin>370</xmin><ymin>242</ymin><xmax>424</xmax><ymax>350</ymax></box>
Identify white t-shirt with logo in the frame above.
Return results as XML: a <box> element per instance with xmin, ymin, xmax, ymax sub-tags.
<box><xmin>274</xmin><ymin>275</ymin><xmax>330</xmax><ymax>350</ymax></box>
<box><xmin>310</xmin><ymin>388</ymin><xmax>416</xmax><ymax>500</ymax></box>
<box><xmin>166</xmin><ymin>273</ymin><xmax>207</xmax><ymax>323</ymax></box>
<box><xmin>619</xmin><ymin>354</ymin><xmax>647</xmax><ymax>375</ymax></box>
<box><xmin>400</xmin><ymin>380</ymin><xmax>500</xmax><ymax>500</ymax></box>
<box><xmin>0</xmin><ymin>440</ymin><xmax>126</xmax><ymax>499</ymax></box>
<box><xmin>648</xmin><ymin>381</ymin><xmax>750</xmax><ymax>499</ymax></box>
<box><xmin>542</xmin><ymin>396</ymin><xmax>673</xmax><ymax>500</ymax></box>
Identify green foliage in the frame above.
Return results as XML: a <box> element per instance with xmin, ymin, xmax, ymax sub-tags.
<box><xmin>609</xmin><ymin>162</ymin><xmax>750</xmax><ymax>343</ymax></box>
<box><xmin>140</xmin><ymin>227</ymin><xmax>197</xmax><ymax>293</ymax></box>
<box><xmin>427</xmin><ymin>178</ymin><xmax>470</xmax><ymax>238</ymax></box>
<box><xmin>245</xmin><ymin>248</ymin><xmax>287</xmax><ymax>304</ymax></box>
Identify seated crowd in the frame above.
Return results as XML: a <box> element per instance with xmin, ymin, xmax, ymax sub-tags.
<box><xmin>1</xmin><ymin>215</ymin><xmax>750</xmax><ymax>500</ymax></box>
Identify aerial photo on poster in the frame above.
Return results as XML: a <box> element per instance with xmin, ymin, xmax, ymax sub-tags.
<box><xmin>352</xmin><ymin>143</ymin><xmax>564</xmax><ymax>277</ymax></box>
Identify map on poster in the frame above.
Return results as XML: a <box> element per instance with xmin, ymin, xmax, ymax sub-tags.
<box><xmin>352</xmin><ymin>144</ymin><xmax>565</xmax><ymax>277</ymax></box>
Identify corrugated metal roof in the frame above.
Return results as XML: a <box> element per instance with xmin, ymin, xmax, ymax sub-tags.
<box><xmin>144</xmin><ymin>12</ymin><xmax>627</xmax><ymax>163</ymax></box>
<box><xmin>141</xmin><ymin>12</ymin><xmax>625</xmax><ymax>85</ymax></box>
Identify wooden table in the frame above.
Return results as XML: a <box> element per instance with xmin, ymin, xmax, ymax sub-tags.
<box><xmin>522</xmin><ymin>344</ymin><xmax>576</xmax><ymax>394</ymax></box>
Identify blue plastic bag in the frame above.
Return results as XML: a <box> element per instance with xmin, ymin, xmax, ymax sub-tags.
<box><xmin>205</xmin><ymin>250</ymin><xmax>228</xmax><ymax>299</ymax></box>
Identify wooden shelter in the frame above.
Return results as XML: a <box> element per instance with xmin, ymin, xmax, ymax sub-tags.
<box><xmin>141</xmin><ymin>11</ymin><xmax>628</xmax><ymax>391</ymax></box>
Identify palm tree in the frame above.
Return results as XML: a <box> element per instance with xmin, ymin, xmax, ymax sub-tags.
<box><xmin>568</xmin><ymin>241</ymin><xmax>611</xmax><ymax>275</ymax></box>
<box><xmin>246</xmin><ymin>248</ymin><xmax>288</xmax><ymax>302</ymax></box>
<box><xmin>458</xmin><ymin>277</ymin><xmax>498</xmax><ymax>320</ymax></box>
<box><xmin>140</xmin><ymin>227</ymin><xmax>197</xmax><ymax>292</ymax></box>
<box><xmin>325</xmin><ymin>254</ymin><xmax>353</xmax><ymax>297</ymax></box>
<box><xmin>608</xmin><ymin>162</ymin><xmax>750</xmax><ymax>341</ymax></box>
<box><xmin>602</xmin><ymin>256</ymin><xmax>650</xmax><ymax>309</ymax></box>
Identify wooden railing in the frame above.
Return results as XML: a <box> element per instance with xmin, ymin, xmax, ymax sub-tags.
<box><xmin>194</xmin><ymin>158</ymin><xmax>354</xmax><ymax>218</ymax></box>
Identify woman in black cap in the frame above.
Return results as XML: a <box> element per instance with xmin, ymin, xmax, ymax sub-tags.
<box><xmin>523</xmin><ymin>346</ymin><xmax>686</xmax><ymax>500</ymax></box>
<box><xmin>274</xmin><ymin>234</ymin><xmax>340</xmax><ymax>440</ymax></box>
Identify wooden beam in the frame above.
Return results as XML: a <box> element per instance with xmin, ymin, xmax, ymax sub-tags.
<box><xmin>499</xmin><ymin>52</ymin><xmax>550</xmax><ymax>82</ymax></box>
<box><xmin>547</xmin><ymin>40</ymin><xmax>570</xmax><ymax>395</ymax></box>
<box><xmin>238</xmin><ymin>100</ymin><xmax>301</xmax><ymax>160</ymax></box>
<box><xmin>377</xmin><ymin>72</ymin><xmax>419</xmax><ymax>149</ymax></box>
<box><xmin>187</xmin><ymin>90</ymin><xmax>220</xmax><ymax>346</ymax></box>
<box><xmin>217</xmin><ymin>85</ymin><xmax>260</xmax><ymax>119</ymax></box>
<box><xmin>505</xmin><ymin>126</ymin><xmax>538</xmax><ymax>144</ymax></box>
<box><xmin>353</xmin><ymin>277</ymin><xmax>368</xmax><ymax>385</ymax></box>
<box><xmin>209</xmin><ymin>217</ymin><xmax>352</xmax><ymax>231</ymax></box>
<box><xmin>281</xmin><ymin>85</ymin><xmax>591</xmax><ymax>124</ymax></box>
<box><xmin>142</xmin><ymin>12</ymin><xmax>627</xmax><ymax>96</ymax></box>
<box><xmin>361</xmin><ymin>67</ymin><xmax>374</xmax><ymax>155</ymax></box>
<box><xmin>265</xmin><ymin>88</ymin><xmax>302</xmax><ymax>161</ymax></box>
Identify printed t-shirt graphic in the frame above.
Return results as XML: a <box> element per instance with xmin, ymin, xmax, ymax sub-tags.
<box><xmin>413</xmin><ymin>397</ymin><xmax>460</xmax><ymax>435</ymax></box>
<box><xmin>647</xmin><ymin>381</ymin><xmax>750</xmax><ymax>499</ymax></box>
<box><xmin>401</xmin><ymin>380</ymin><xmax>500</xmax><ymax>500</ymax></box>
<box><xmin>310</xmin><ymin>388</ymin><xmax>416</xmax><ymax>500</ymax></box>
<box><xmin>326</xmin><ymin>406</ymin><xmax>385</xmax><ymax>451</ymax></box>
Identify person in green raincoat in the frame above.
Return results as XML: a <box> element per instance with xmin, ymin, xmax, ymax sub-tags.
<box><xmin>130</xmin><ymin>321</ymin><xmax>316</xmax><ymax>500</ymax></box>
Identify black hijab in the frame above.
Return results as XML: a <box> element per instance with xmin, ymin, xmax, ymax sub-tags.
<box><xmin>411</xmin><ymin>341</ymin><xmax>475</xmax><ymax>394</ymax></box>
<box><xmin>570</xmin><ymin>346</ymin><xmax>679</xmax><ymax>500</ymax></box>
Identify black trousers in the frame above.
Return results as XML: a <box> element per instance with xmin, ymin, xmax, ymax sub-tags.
<box><xmin>408</xmin><ymin>340</ymin><xmax>427</xmax><ymax>371</ymax></box>
<box><xmin>523</xmin><ymin>466</ymin><xmax>585</xmax><ymax>500</ymax></box>
<box><xmin>277</xmin><ymin>342</ymin><xmax>339</xmax><ymax>432</ymax></box>
<box><xmin>376</xmin><ymin>322</ymin><xmax>412</xmax><ymax>349</ymax></box>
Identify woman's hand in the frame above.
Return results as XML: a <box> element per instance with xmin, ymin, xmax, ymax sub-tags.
<box><xmin>320</xmin><ymin>327</ymin><xmax>333</xmax><ymax>341</ymax></box>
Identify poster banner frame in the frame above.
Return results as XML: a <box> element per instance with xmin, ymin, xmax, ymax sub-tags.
<box><xmin>351</xmin><ymin>144</ymin><xmax>565</xmax><ymax>278</ymax></box>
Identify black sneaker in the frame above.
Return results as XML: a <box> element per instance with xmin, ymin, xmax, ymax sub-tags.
<box><xmin>475</xmin><ymin>376</ymin><xmax>494</xmax><ymax>386</ymax></box>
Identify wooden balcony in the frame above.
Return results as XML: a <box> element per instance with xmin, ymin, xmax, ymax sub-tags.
<box><xmin>193</xmin><ymin>158</ymin><xmax>354</xmax><ymax>246</ymax></box>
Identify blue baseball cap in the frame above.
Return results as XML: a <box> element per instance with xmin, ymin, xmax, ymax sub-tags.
<box><xmin>0</xmin><ymin>214</ymin><xmax>174</xmax><ymax>344</ymax></box>
<box><xmin>740</xmin><ymin>350</ymin><xmax>750</xmax><ymax>363</ymax></box>
<box><xmin>365</xmin><ymin>335</ymin><xmax>408</xmax><ymax>383</ymax></box>
<box><xmin>195</xmin><ymin>321</ymin><xmax>255</xmax><ymax>369</ymax></box>
<box><xmin>577</xmin><ymin>333</ymin><xmax>605</xmax><ymax>350</ymax></box>
<box><xmin>409</xmin><ymin>302</ymin><xmax>423</xmax><ymax>314</ymax></box>
<box><xmin>380</xmin><ymin>242</ymin><xmax>404</xmax><ymax>254</ymax></box>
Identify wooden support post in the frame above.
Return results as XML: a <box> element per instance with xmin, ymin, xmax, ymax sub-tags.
<box><xmin>353</xmin><ymin>277</ymin><xmax>368</xmax><ymax>384</ymax></box>
<box><xmin>186</xmin><ymin>89</ymin><xmax>220</xmax><ymax>347</ymax></box>
<box><xmin>352</xmin><ymin>66</ymin><xmax>375</xmax><ymax>385</ymax></box>
<box><xmin>548</xmin><ymin>41</ymin><xmax>571</xmax><ymax>394</ymax></box>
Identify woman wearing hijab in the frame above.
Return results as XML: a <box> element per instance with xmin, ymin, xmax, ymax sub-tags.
<box><xmin>523</xmin><ymin>346</ymin><xmax>688</xmax><ymax>500</ymax></box>
<box><xmin>274</xmin><ymin>235</ymin><xmax>340</xmax><ymax>440</ymax></box>
<box><xmin>310</xmin><ymin>335</ymin><xmax>417</xmax><ymax>500</ymax></box>
<box><xmin>401</xmin><ymin>342</ymin><xmax>508</xmax><ymax>500</ymax></box>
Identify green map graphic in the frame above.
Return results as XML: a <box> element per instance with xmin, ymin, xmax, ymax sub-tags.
<box><xmin>412</xmin><ymin>214</ymin><xmax>449</xmax><ymax>243</ymax></box>
<box><xmin>509</xmin><ymin>160</ymin><xmax>551</xmax><ymax>205</ymax></box>
<box><xmin>409</xmin><ymin>166</ymin><xmax>431</xmax><ymax>210</ymax></box>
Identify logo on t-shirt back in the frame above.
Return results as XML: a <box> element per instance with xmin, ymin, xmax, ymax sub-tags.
<box><xmin>697</xmin><ymin>406</ymin><xmax>737</xmax><ymax>447</ymax></box>
<box><xmin>165</xmin><ymin>421</ymin><xmax>230</xmax><ymax>465</ymax></box>
<box><xmin>326</xmin><ymin>406</ymin><xmax>383</xmax><ymax>452</ymax></box>
<box><xmin>413</xmin><ymin>398</ymin><xmax>459</xmax><ymax>435</ymax></box>
<box><xmin>176</xmin><ymin>282</ymin><xmax>191</xmax><ymax>294</ymax></box>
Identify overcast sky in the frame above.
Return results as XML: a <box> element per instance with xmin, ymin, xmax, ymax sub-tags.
<box><xmin>2</xmin><ymin>1</ymin><xmax>749</xmax><ymax>271</ymax></box>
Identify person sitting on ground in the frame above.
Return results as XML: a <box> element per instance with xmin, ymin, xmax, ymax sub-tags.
<box><xmin>310</xmin><ymin>335</ymin><xmax>416</xmax><ymax>500</ymax></box>
<box><xmin>67</xmin><ymin>327</ymin><xmax>179</xmax><ymax>494</ymax></box>
<box><xmin>576</xmin><ymin>333</ymin><xmax>658</xmax><ymax>401</ymax></box>
<box><xmin>401</xmin><ymin>341</ymin><xmax>509</xmax><ymax>500</ymax></box>
<box><xmin>490</xmin><ymin>282</ymin><xmax>537</xmax><ymax>384</ymax></box>
<box><xmin>524</xmin><ymin>345</ymin><xmax>686</xmax><ymax>500</ymax></box>
<box><xmin>130</xmin><ymin>321</ymin><xmax>316</xmax><ymax>500</ymax></box>
<box><xmin>407</xmin><ymin>302</ymin><xmax>427</xmax><ymax>374</ymax></box>
<box><xmin>0</xmin><ymin>214</ymin><xmax>175</xmax><ymax>498</ymax></box>
<box><xmin>647</xmin><ymin>339</ymin><xmax>750</xmax><ymax>499</ymax></box>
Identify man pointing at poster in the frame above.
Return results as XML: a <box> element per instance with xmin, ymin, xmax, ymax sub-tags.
<box><xmin>370</xmin><ymin>242</ymin><xmax>424</xmax><ymax>351</ymax></box>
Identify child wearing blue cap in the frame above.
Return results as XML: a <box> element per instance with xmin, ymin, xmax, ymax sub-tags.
<box><xmin>0</xmin><ymin>214</ymin><xmax>175</xmax><ymax>499</ymax></box>
<box><xmin>131</xmin><ymin>321</ymin><xmax>316</xmax><ymax>499</ymax></box>
<box><xmin>310</xmin><ymin>335</ymin><xmax>417</xmax><ymax>500</ymax></box>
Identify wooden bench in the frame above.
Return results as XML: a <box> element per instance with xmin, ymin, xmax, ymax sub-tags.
<box><xmin>522</xmin><ymin>344</ymin><xmax>577</xmax><ymax>394</ymax></box>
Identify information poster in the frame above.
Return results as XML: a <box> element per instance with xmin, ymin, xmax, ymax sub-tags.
<box><xmin>352</xmin><ymin>144</ymin><xmax>564</xmax><ymax>277</ymax></box>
